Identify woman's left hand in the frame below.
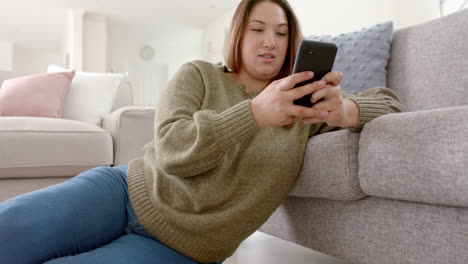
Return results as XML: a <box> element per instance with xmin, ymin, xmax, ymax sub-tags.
<box><xmin>302</xmin><ymin>71</ymin><xmax>360</xmax><ymax>128</ymax></box>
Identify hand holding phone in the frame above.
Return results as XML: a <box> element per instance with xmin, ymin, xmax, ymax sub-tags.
<box><xmin>292</xmin><ymin>40</ymin><xmax>337</xmax><ymax>107</ymax></box>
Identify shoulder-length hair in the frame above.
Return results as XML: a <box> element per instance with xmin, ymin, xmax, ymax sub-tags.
<box><xmin>224</xmin><ymin>0</ymin><xmax>303</xmax><ymax>80</ymax></box>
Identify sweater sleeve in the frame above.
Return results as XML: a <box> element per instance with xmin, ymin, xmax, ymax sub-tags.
<box><xmin>309</xmin><ymin>87</ymin><xmax>405</xmax><ymax>136</ymax></box>
<box><xmin>151</xmin><ymin>63</ymin><xmax>258</xmax><ymax>178</ymax></box>
<box><xmin>345</xmin><ymin>87</ymin><xmax>405</xmax><ymax>132</ymax></box>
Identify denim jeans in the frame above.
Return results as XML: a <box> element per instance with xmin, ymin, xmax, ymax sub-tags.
<box><xmin>0</xmin><ymin>165</ymin><xmax>224</xmax><ymax>264</ymax></box>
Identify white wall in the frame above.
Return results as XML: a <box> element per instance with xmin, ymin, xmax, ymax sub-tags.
<box><xmin>14</xmin><ymin>45</ymin><xmax>62</xmax><ymax>74</ymax></box>
<box><xmin>392</xmin><ymin>0</ymin><xmax>439</xmax><ymax>30</ymax></box>
<box><xmin>0</xmin><ymin>7</ymin><xmax>66</xmax><ymax>73</ymax></box>
<box><xmin>83</xmin><ymin>13</ymin><xmax>109</xmax><ymax>73</ymax></box>
<box><xmin>201</xmin><ymin>10</ymin><xmax>234</xmax><ymax>65</ymax></box>
<box><xmin>0</xmin><ymin>40</ymin><xmax>14</xmax><ymax>71</ymax></box>
<box><xmin>201</xmin><ymin>0</ymin><xmax>440</xmax><ymax>64</ymax></box>
<box><xmin>1</xmin><ymin>28</ymin><xmax>64</xmax><ymax>74</ymax></box>
<box><xmin>441</xmin><ymin>0</ymin><xmax>468</xmax><ymax>15</ymax></box>
<box><xmin>12</xmin><ymin>47</ymin><xmax>63</xmax><ymax>74</ymax></box>
<box><xmin>111</xmin><ymin>23</ymin><xmax>203</xmax><ymax>105</ymax></box>
<box><xmin>65</xmin><ymin>9</ymin><xmax>85</xmax><ymax>71</ymax></box>
<box><xmin>291</xmin><ymin>0</ymin><xmax>439</xmax><ymax>36</ymax></box>
<box><xmin>111</xmin><ymin>23</ymin><xmax>203</xmax><ymax>77</ymax></box>
<box><xmin>155</xmin><ymin>28</ymin><xmax>203</xmax><ymax>79</ymax></box>
<box><xmin>291</xmin><ymin>0</ymin><xmax>395</xmax><ymax>36</ymax></box>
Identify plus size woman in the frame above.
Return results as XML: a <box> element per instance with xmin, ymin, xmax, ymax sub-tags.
<box><xmin>0</xmin><ymin>1</ymin><xmax>403</xmax><ymax>263</ymax></box>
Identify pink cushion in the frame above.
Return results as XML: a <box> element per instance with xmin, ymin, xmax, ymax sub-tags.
<box><xmin>0</xmin><ymin>71</ymin><xmax>75</xmax><ymax>118</ymax></box>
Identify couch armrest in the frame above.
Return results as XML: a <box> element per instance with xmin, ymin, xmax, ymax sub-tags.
<box><xmin>359</xmin><ymin>106</ymin><xmax>468</xmax><ymax>207</ymax></box>
<box><xmin>103</xmin><ymin>106</ymin><xmax>155</xmax><ymax>166</ymax></box>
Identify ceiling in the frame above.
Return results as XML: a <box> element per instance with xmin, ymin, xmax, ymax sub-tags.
<box><xmin>0</xmin><ymin>0</ymin><xmax>240</xmax><ymax>50</ymax></box>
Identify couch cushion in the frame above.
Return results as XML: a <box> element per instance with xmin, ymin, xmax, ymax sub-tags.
<box><xmin>0</xmin><ymin>71</ymin><xmax>74</xmax><ymax>118</ymax></box>
<box><xmin>387</xmin><ymin>9</ymin><xmax>468</xmax><ymax>111</ymax></box>
<box><xmin>0</xmin><ymin>117</ymin><xmax>113</xmax><ymax>179</ymax></box>
<box><xmin>307</xmin><ymin>22</ymin><xmax>393</xmax><ymax>94</ymax></box>
<box><xmin>359</xmin><ymin>106</ymin><xmax>468</xmax><ymax>207</ymax></box>
<box><xmin>1</xmin><ymin>70</ymin><xmax>133</xmax><ymax>116</ymax></box>
<box><xmin>48</xmin><ymin>65</ymin><xmax>127</xmax><ymax>127</ymax></box>
<box><xmin>289</xmin><ymin>129</ymin><xmax>366</xmax><ymax>200</ymax></box>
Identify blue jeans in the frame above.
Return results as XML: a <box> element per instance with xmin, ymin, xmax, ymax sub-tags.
<box><xmin>0</xmin><ymin>165</ymin><xmax>224</xmax><ymax>264</ymax></box>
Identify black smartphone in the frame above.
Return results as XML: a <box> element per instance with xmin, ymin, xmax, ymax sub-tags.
<box><xmin>292</xmin><ymin>40</ymin><xmax>337</xmax><ymax>107</ymax></box>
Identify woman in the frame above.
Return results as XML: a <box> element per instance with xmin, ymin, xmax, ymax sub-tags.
<box><xmin>0</xmin><ymin>0</ymin><xmax>403</xmax><ymax>263</ymax></box>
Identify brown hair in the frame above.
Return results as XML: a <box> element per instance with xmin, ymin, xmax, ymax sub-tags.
<box><xmin>224</xmin><ymin>0</ymin><xmax>302</xmax><ymax>80</ymax></box>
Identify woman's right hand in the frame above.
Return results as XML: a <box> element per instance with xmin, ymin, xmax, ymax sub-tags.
<box><xmin>250</xmin><ymin>71</ymin><xmax>328</xmax><ymax>128</ymax></box>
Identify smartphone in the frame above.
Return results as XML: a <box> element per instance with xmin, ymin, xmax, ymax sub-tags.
<box><xmin>292</xmin><ymin>40</ymin><xmax>337</xmax><ymax>107</ymax></box>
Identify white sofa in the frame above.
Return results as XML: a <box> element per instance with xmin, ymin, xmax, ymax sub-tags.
<box><xmin>0</xmin><ymin>72</ymin><xmax>155</xmax><ymax>201</ymax></box>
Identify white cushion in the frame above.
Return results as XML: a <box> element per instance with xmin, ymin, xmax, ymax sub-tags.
<box><xmin>48</xmin><ymin>65</ymin><xmax>127</xmax><ymax>126</ymax></box>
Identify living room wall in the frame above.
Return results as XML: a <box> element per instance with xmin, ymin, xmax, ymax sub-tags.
<box><xmin>2</xmin><ymin>0</ymin><xmax>463</xmax><ymax>106</ymax></box>
<box><xmin>110</xmin><ymin>23</ymin><xmax>203</xmax><ymax>105</ymax></box>
<box><xmin>0</xmin><ymin>7</ymin><xmax>203</xmax><ymax>106</ymax></box>
<box><xmin>0</xmin><ymin>40</ymin><xmax>14</xmax><ymax>71</ymax></box>
<box><xmin>110</xmin><ymin>23</ymin><xmax>202</xmax><ymax>83</ymax></box>
<box><xmin>0</xmin><ymin>7</ymin><xmax>66</xmax><ymax>74</ymax></box>
<box><xmin>201</xmin><ymin>0</ymin><xmax>440</xmax><ymax>65</ymax></box>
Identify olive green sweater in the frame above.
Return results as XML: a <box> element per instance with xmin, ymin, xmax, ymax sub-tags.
<box><xmin>127</xmin><ymin>60</ymin><xmax>404</xmax><ymax>262</ymax></box>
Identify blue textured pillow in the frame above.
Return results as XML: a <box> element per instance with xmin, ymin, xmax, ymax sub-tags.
<box><xmin>306</xmin><ymin>21</ymin><xmax>393</xmax><ymax>94</ymax></box>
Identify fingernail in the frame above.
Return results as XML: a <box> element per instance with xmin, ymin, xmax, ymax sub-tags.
<box><xmin>318</xmin><ymin>80</ymin><xmax>326</xmax><ymax>86</ymax></box>
<box><xmin>320</xmin><ymin>111</ymin><xmax>328</xmax><ymax>117</ymax></box>
<box><xmin>308</xmin><ymin>71</ymin><xmax>314</xmax><ymax>76</ymax></box>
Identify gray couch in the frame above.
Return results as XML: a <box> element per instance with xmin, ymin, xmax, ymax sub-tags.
<box><xmin>259</xmin><ymin>9</ymin><xmax>468</xmax><ymax>264</ymax></box>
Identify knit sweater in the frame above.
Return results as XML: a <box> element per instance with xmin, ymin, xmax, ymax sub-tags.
<box><xmin>127</xmin><ymin>60</ymin><xmax>404</xmax><ymax>262</ymax></box>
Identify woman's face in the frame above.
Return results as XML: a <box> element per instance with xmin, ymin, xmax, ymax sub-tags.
<box><xmin>239</xmin><ymin>1</ymin><xmax>289</xmax><ymax>81</ymax></box>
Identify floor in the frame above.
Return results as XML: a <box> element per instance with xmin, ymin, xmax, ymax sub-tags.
<box><xmin>223</xmin><ymin>231</ymin><xmax>348</xmax><ymax>264</ymax></box>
